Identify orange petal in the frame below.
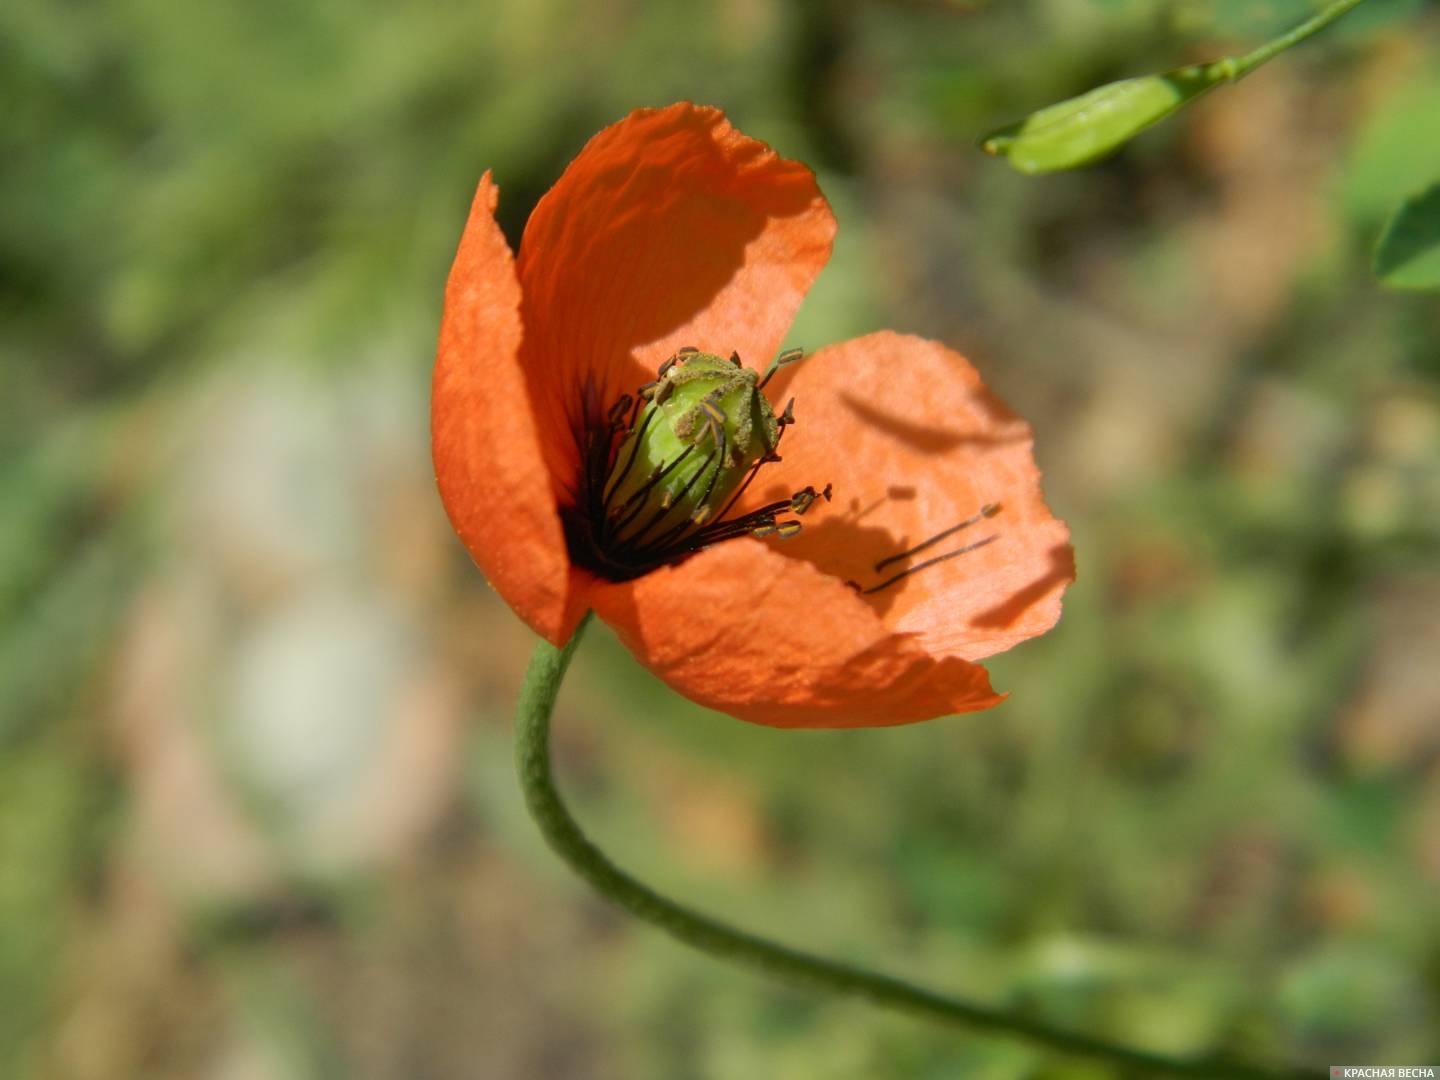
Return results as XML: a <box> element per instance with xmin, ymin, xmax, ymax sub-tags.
<box><xmin>749</xmin><ymin>332</ymin><xmax>1073</xmax><ymax>660</ymax></box>
<box><xmin>432</xmin><ymin>175</ymin><xmax>590</xmax><ymax>645</ymax></box>
<box><xmin>590</xmin><ymin>539</ymin><xmax>1002</xmax><ymax>729</ymax></box>
<box><xmin>516</xmin><ymin>103</ymin><xmax>836</xmax><ymax>500</ymax></box>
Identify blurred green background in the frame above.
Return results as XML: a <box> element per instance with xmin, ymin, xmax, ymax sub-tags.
<box><xmin>4</xmin><ymin>0</ymin><xmax>1439</xmax><ymax>1076</ymax></box>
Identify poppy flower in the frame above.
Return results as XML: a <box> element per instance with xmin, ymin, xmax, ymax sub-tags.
<box><xmin>432</xmin><ymin>103</ymin><xmax>1073</xmax><ymax>729</ymax></box>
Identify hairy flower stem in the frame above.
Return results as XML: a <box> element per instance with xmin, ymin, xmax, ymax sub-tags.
<box><xmin>515</xmin><ymin>621</ymin><xmax>1310</xmax><ymax>1079</ymax></box>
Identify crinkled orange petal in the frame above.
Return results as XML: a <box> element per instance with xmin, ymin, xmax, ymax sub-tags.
<box><xmin>432</xmin><ymin>175</ymin><xmax>590</xmax><ymax>645</ymax></box>
<box><xmin>750</xmin><ymin>331</ymin><xmax>1073</xmax><ymax>660</ymax></box>
<box><xmin>516</xmin><ymin>103</ymin><xmax>837</xmax><ymax>501</ymax></box>
<box><xmin>590</xmin><ymin>539</ymin><xmax>1003</xmax><ymax>729</ymax></box>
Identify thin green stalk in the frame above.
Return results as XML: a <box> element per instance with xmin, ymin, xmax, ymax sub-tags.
<box><xmin>515</xmin><ymin>619</ymin><xmax>1311</xmax><ymax>1078</ymax></box>
<box><xmin>1214</xmin><ymin>0</ymin><xmax>1372</xmax><ymax>81</ymax></box>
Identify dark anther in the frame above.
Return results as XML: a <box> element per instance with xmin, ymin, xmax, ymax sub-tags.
<box><xmin>729</xmin><ymin>350</ymin><xmax>742</xmax><ymax>367</ymax></box>
<box><xmin>639</xmin><ymin>355</ymin><xmax>677</xmax><ymax>401</ymax></box>
<box><xmin>778</xmin><ymin>398</ymin><xmax>796</xmax><ymax>427</ymax></box>
<box><xmin>607</xmin><ymin>394</ymin><xmax>633</xmax><ymax>427</ymax></box>
<box><xmin>676</xmin><ymin>345</ymin><xmax>698</xmax><ymax>355</ymax></box>
<box><xmin>790</xmin><ymin>485</ymin><xmax>827</xmax><ymax>515</ymax></box>
<box><xmin>760</xmin><ymin>348</ymin><xmax>804</xmax><ymax>390</ymax></box>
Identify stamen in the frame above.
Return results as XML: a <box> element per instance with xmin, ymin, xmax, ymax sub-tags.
<box><xmin>648</xmin><ymin>492</ymin><xmax>791</xmax><ymax>556</ymax></box>
<box><xmin>789</xmin><ymin>483</ymin><xmax>832</xmax><ymax>516</ymax></box>
<box><xmin>618</xmin><ymin>450</ymin><xmax>717</xmax><ymax>551</ymax></box>
<box><xmin>690</xmin><ymin>403</ymin><xmax>730</xmax><ymax>515</ymax></box>
<box><xmin>638</xmin><ymin>355</ymin><xmax>678</xmax><ymax>403</ymax></box>
<box><xmin>706</xmin><ymin>412</ymin><xmax>796</xmax><ymax>526</ymax></box>
<box><xmin>576</xmin><ymin>348</ymin><xmax>828</xmax><ymax>581</ymax></box>
<box><xmin>698</xmin><ymin>396</ymin><xmax>729</xmax><ymax>461</ymax></box>
<box><xmin>759</xmin><ymin>348</ymin><xmax>804</xmax><ymax>390</ymax></box>
<box><xmin>601</xmin><ymin>406</ymin><xmax>658</xmax><ymax>510</ymax></box>
<box><xmin>874</xmin><ymin>503</ymin><xmax>1002</xmax><ymax>572</ymax></box>
<box><xmin>605</xmin><ymin>445</ymin><xmax>696</xmax><ymax>538</ymax></box>
<box><xmin>625</xmin><ymin>392</ymin><xmax>646</xmax><ymax>430</ymax></box>
<box><xmin>607</xmin><ymin>394</ymin><xmax>633</xmax><ymax>427</ymax></box>
<box><xmin>707</xmin><ymin>456</ymin><xmax>770</xmax><ymax>525</ymax></box>
<box><xmin>691</xmin><ymin>496</ymin><xmax>793</xmax><ymax>541</ymax></box>
<box><xmin>852</xmin><ymin>535</ymin><xmax>999</xmax><ymax>595</ymax></box>
<box><xmin>635</xmin><ymin>355</ymin><xmax>681</xmax><ymax>404</ymax></box>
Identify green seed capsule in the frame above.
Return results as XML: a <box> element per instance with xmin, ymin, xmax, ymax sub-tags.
<box><xmin>605</xmin><ymin>352</ymin><xmax>780</xmax><ymax>537</ymax></box>
<box><xmin>980</xmin><ymin>62</ymin><xmax>1230</xmax><ymax>175</ymax></box>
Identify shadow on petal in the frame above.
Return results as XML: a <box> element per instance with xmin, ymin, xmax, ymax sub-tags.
<box><xmin>515</xmin><ymin>105</ymin><xmax>836</xmax><ymax>500</ymax></box>
<box><xmin>766</xmin><ymin>512</ymin><xmax>912</xmax><ymax>617</ymax></box>
<box><xmin>969</xmin><ymin>543</ymin><xmax>1076</xmax><ymax>630</ymax></box>
<box><xmin>837</xmin><ymin>391</ymin><xmax>1030</xmax><ymax>453</ymax></box>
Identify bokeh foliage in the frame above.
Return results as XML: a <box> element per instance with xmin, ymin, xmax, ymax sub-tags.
<box><xmin>3</xmin><ymin>0</ymin><xmax>1438</xmax><ymax>1077</ymax></box>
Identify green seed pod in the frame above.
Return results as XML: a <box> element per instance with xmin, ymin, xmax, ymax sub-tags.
<box><xmin>981</xmin><ymin>61</ymin><xmax>1231</xmax><ymax>175</ymax></box>
<box><xmin>605</xmin><ymin>352</ymin><xmax>780</xmax><ymax>536</ymax></box>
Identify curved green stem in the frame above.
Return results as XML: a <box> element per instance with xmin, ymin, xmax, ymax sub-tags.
<box><xmin>1219</xmin><ymin>0</ymin><xmax>1372</xmax><ymax>81</ymax></box>
<box><xmin>515</xmin><ymin>619</ymin><xmax>1311</xmax><ymax>1079</ymax></box>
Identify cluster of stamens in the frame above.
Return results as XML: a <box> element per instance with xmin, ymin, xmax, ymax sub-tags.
<box><xmin>567</xmin><ymin>346</ymin><xmax>829</xmax><ymax>582</ymax></box>
<box><xmin>566</xmin><ymin>346</ymin><xmax>1007</xmax><ymax>591</ymax></box>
